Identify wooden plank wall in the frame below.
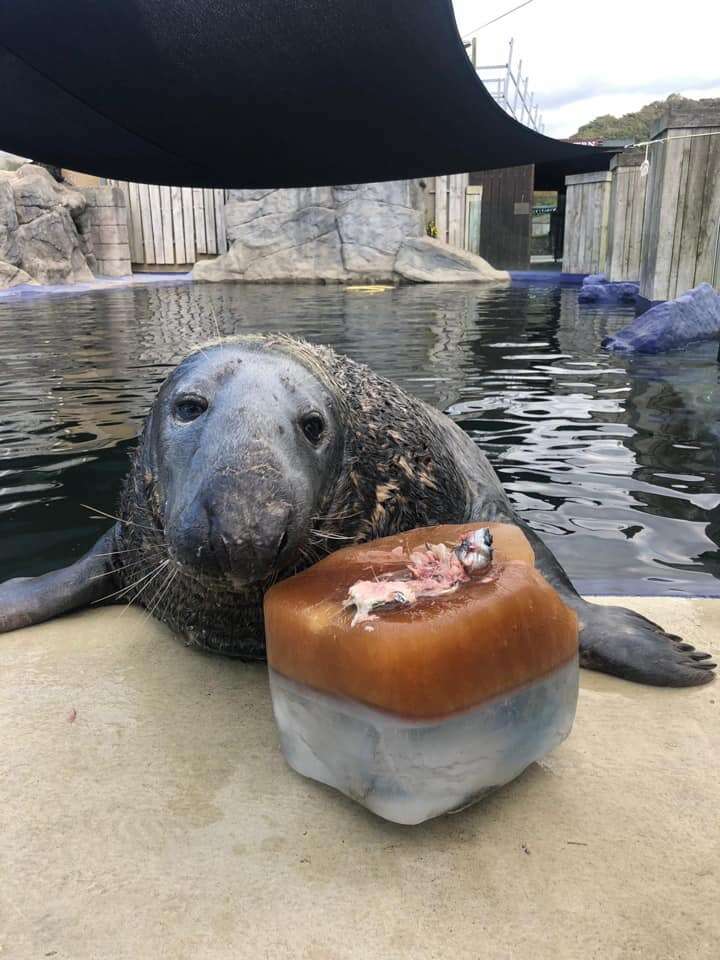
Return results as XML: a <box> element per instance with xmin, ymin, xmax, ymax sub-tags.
<box><xmin>432</xmin><ymin>174</ymin><xmax>469</xmax><ymax>247</ymax></box>
<box><xmin>606</xmin><ymin>150</ymin><xmax>648</xmax><ymax>282</ymax></box>
<box><xmin>562</xmin><ymin>171</ymin><xmax>612</xmax><ymax>275</ymax></box>
<box><xmin>639</xmin><ymin>122</ymin><xmax>720</xmax><ymax>300</ymax></box>
<box><xmin>468</xmin><ymin>165</ymin><xmax>533</xmax><ymax>269</ymax></box>
<box><xmin>110</xmin><ymin>181</ymin><xmax>228</xmax><ymax>266</ymax></box>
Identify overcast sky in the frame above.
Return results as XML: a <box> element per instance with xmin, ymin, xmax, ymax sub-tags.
<box><xmin>451</xmin><ymin>0</ymin><xmax>720</xmax><ymax>138</ymax></box>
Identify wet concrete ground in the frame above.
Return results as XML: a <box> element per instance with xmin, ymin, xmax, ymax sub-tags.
<box><xmin>2</xmin><ymin>598</ymin><xmax>718</xmax><ymax>959</ymax></box>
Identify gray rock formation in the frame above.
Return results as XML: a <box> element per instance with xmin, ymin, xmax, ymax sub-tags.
<box><xmin>394</xmin><ymin>237</ymin><xmax>510</xmax><ymax>283</ymax></box>
<box><xmin>0</xmin><ymin>261</ymin><xmax>37</xmax><ymax>288</ymax></box>
<box><xmin>0</xmin><ymin>165</ymin><xmax>94</xmax><ymax>289</ymax></box>
<box><xmin>194</xmin><ymin>180</ymin><xmax>507</xmax><ymax>284</ymax></box>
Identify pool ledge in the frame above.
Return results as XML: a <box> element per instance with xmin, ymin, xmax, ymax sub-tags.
<box><xmin>2</xmin><ymin>596</ymin><xmax>718</xmax><ymax>959</ymax></box>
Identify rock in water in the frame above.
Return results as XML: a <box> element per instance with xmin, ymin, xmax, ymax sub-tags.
<box><xmin>578</xmin><ymin>276</ymin><xmax>639</xmax><ymax>304</ymax></box>
<box><xmin>394</xmin><ymin>236</ymin><xmax>509</xmax><ymax>283</ymax></box>
<box><xmin>0</xmin><ymin>165</ymin><xmax>93</xmax><ymax>288</ymax></box>
<box><xmin>193</xmin><ymin>180</ymin><xmax>508</xmax><ymax>284</ymax></box>
<box><xmin>264</xmin><ymin>523</ymin><xmax>579</xmax><ymax>825</ymax></box>
<box><xmin>602</xmin><ymin>282</ymin><xmax>720</xmax><ymax>353</ymax></box>
<box><xmin>0</xmin><ymin>261</ymin><xmax>38</xmax><ymax>288</ymax></box>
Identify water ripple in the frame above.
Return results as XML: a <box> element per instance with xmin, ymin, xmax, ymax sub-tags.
<box><xmin>0</xmin><ymin>280</ymin><xmax>717</xmax><ymax>596</ymax></box>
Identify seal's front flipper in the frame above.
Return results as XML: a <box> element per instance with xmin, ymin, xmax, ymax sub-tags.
<box><xmin>468</xmin><ymin>508</ymin><xmax>716</xmax><ymax>687</ymax></box>
<box><xmin>577</xmin><ymin>601</ymin><xmax>716</xmax><ymax>687</ymax></box>
<box><xmin>0</xmin><ymin>526</ymin><xmax>118</xmax><ymax>634</ymax></box>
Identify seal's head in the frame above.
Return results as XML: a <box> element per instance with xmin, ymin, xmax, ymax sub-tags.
<box><xmin>142</xmin><ymin>338</ymin><xmax>344</xmax><ymax>588</ymax></box>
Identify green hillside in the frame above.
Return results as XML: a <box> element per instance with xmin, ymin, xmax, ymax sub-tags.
<box><xmin>570</xmin><ymin>93</ymin><xmax>720</xmax><ymax>143</ymax></box>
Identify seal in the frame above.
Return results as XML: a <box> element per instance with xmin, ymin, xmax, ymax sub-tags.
<box><xmin>0</xmin><ymin>335</ymin><xmax>715</xmax><ymax>685</ymax></box>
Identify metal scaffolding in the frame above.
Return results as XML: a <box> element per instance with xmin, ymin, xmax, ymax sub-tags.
<box><xmin>464</xmin><ymin>37</ymin><xmax>545</xmax><ymax>134</ymax></box>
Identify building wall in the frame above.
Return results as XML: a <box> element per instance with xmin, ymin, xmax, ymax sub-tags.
<box><xmin>639</xmin><ymin>103</ymin><xmax>720</xmax><ymax>300</ymax></box>
<box><xmin>606</xmin><ymin>149</ymin><xmax>648</xmax><ymax>282</ymax></box>
<box><xmin>426</xmin><ymin>174</ymin><xmax>469</xmax><ymax>247</ymax></box>
<box><xmin>80</xmin><ymin>186</ymin><xmax>132</xmax><ymax>277</ymax></box>
<box><xmin>562</xmin><ymin>171</ymin><xmax>612</xmax><ymax>275</ymax></box>
<box><xmin>468</xmin><ymin>165</ymin><xmax>533</xmax><ymax>270</ymax></box>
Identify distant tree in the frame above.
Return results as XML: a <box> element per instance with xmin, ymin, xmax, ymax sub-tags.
<box><xmin>569</xmin><ymin>93</ymin><xmax>720</xmax><ymax>143</ymax></box>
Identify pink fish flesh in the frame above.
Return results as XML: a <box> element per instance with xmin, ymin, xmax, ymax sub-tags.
<box><xmin>343</xmin><ymin>527</ymin><xmax>494</xmax><ymax>626</ymax></box>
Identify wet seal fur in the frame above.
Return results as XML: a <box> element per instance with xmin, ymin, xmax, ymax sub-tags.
<box><xmin>0</xmin><ymin>335</ymin><xmax>715</xmax><ymax>686</ymax></box>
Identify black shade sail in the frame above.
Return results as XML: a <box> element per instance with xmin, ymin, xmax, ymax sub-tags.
<box><xmin>0</xmin><ymin>1</ymin><xmax>611</xmax><ymax>189</ymax></box>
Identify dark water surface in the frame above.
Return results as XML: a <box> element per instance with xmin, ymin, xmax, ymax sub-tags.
<box><xmin>0</xmin><ymin>279</ymin><xmax>718</xmax><ymax>596</ymax></box>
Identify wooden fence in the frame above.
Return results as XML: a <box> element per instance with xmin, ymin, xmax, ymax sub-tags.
<box><xmin>562</xmin><ymin>171</ymin><xmax>612</xmax><ymax>275</ymax></box>
<box><xmin>433</xmin><ymin>174</ymin><xmax>469</xmax><ymax>248</ymax></box>
<box><xmin>109</xmin><ymin>182</ymin><xmax>228</xmax><ymax>266</ymax></box>
<box><xmin>606</xmin><ymin>150</ymin><xmax>647</xmax><ymax>282</ymax></box>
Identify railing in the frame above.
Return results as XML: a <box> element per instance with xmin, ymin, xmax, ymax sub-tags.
<box><xmin>464</xmin><ymin>37</ymin><xmax>544</xmax><ymax>134</ymax></box>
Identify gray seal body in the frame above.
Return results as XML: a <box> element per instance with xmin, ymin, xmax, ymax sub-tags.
<box><xmin>0</xmin><ymin>335</ymin><xmax>715</xmax><ymax>685</ymax></box>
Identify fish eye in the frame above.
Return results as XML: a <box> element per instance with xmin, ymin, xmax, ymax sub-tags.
<box><xmin>300</xmin><ymin>412</ymin><xmax>325</xmax><ymax>445</ymax></box>
<box><xmin>174</xmin><ymin>396</ymin><xmax>208</xmax><ymax>422</ymax></box>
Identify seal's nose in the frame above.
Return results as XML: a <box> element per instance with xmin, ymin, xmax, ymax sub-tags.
<box><xmin>204</xmin><ymin>498</ymin><xmax>293</xmax><ymax>581</ymax></box>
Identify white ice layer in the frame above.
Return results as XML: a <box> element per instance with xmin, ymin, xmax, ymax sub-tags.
<box><xmin>269</xmin><ymin>658</ymin><xmax>579</xmax><ymax>824</ymax></box>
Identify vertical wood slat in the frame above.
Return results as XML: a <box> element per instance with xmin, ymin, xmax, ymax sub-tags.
<box><xmin>182</xmin><ymin>187</ymin><xmax>196</xmax><ymax>263</ymax></box>
<box><xmin>125</xmin><ymin>183</ymin><xmax>141</xmax><ymax>263</ymax></box>
<box><xmin>562</xmin><ymin>172</ymin><xmax>612</xmax><ymax>275</ymax></box>
<box><xmin>159</xmin><ymin>186</ymin><xmax>175</xmax><ymax>265</ymax></box>
<box><xmin>147</xmin><ymin>185</ymin><xmax>164</xmax><ymax>265</ymax></box>
<box><xmin>114</xmin><ymin>181</ymin><xmax>137</xmax><ymax>263</ymax></box>
<box><xmin>137</xmin><ymin>184</ymin><xmax>156</xmax><ymax>263</ymax></box>
<box><xmin>171</xmin><ymin>186</ymin><xmax>186</xmax><ymax>263</ymax></box>
<box><xmin>683</xmin><ymin>133</ymin><xmax>715</xmax><ymax>291</ymax></box>
<box><xmin>653</xmin><ymin>135</ymin><xmax>686</xmax><ymax>300</ymax></box>
<box><xmin>668</xmin><ymin>136</ymin><xmax>693</xmax><ymax>299</ymax></box>
<box><xmin>215</xmin><ymin>189</ymin><xmax>227</xmax><ymax>253</ymax></box>
<box><xmin>435</xmin><ymin>176</ymin><xmax>448</xmax><ymax>244</ymax></box>
<box><xmin>193</xmin><ymin>188</ymin><xmax>207</xmax><ymax>255</ymax></box>
<box><xmin>639</xmin><ymin>139</ymin><xmax>665</xmax><ymax>296</ymax></box>
<box><xmin>203</xmin><ymin>188</ymin><xmax>217</xmax><ymax>254</ymax></box>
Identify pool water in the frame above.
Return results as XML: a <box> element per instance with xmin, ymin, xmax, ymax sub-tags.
<box><xmin>0</xmin><ymin>278</ymin><xmax>718</xmax><ymax>596</ymax></box>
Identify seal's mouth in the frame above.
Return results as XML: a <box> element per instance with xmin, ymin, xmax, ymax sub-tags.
<box><xmin>166</xmin><ymin>525</ymin><xmax>300</xmax><ymax>593</ymax></box>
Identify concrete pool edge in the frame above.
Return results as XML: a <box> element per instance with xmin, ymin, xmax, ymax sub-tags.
<box><xmin>1</xmin><ymin>596</ymin><xmax>717</xmax><ymax>959</ymax></box>
<box><xmin>0</xmin><ymin>271</ymin><xmax>193</xmax><ymax>301</ymax></box>
<box><xmin>0</xmin><ymin>270</ymin><xmax>588</xmax><ymax>303</ymax></box>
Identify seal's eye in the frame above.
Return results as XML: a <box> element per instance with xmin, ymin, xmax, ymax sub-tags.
<box><xmin>174</xmin><ymin>396</ymin><xmax>208</xmax><ymax>422</ymax></box>
<box><xmin>300</xmin><ymin>412</ymin><xmax>325</xmax><ymax>445</ymax></box>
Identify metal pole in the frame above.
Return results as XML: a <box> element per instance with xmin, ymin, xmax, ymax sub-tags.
<box><xmin>504</xmin><ymin>38</ymin><xmax>514</xmax><ymax>102</ymax></box>
<box><xmin>513</xmin><ymin>59</ymin><xmax>523</xmax><ymax>117</ymax></box>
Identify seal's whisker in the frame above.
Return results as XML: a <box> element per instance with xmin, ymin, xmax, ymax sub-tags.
<box><xmin>208</xmin><ymin>303</ymin><xmax>225</xmax><ymax>352</ymax></box>
<box><xmin>89</xmin><ymin>553</ymin><xmax>163</xmax><ymax>580</ymax></box>
<box><xmin>310</xmin><ymin>528</ymin><xmax>354</xmax><ymax>541</ymax></box>
<box><xmin>313</xmin><ymin>509</ymin><xmax>363</xmax><ymax>522</ymax></box>
<box><xmin>143</xmin><ymin>566</ymin><xmax>178</xmax><ymax>624</ymax></box>
<box><xmin>94</xmin><ymin>559</ymin><xmax>170</xmax><ymax>606</ymax></box>
<box><xmin>189</xmin><ymin>341</ymin><xmax>210</xmax><ymax>360</ymax></box>
<box><xmin>94</xmin><ymin>546</ymin><xmax>148</xmax><ymax>558</ymax></box>
<box><xmin>160</xmin><ymin>570</ymin><xmax>180</xmax><ymax>624</ymax></box>
<box><xmin>116</xmin><ymin>560</ymin><xmax>172</xmax><ymax>617</ymax></box>
<box><xmin>80</xmin><ymin>503</ymin><xmax>156</xmax><ymax>532</ymax></box>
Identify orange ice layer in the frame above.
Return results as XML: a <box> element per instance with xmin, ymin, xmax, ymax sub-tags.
<box><xmin>264</xmin><ymin>523</ymin><xmax>579</xmax><ymax>719</ymax></box>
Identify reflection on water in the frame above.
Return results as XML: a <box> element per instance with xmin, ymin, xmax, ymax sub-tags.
<box><xmin>0</xmin><ymin>279</ymin><xmax>718</xmax><ymax>595</ymax></box>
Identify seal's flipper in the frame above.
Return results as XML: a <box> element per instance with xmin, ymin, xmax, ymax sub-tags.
<box><xmin>577</xmin><ymin>602</ymin><xmax>716</xmax><ymax>687</ymax></box>
<box><xmin>467</xmin><ymin>505</ymin><xmax>716</xmax><ymax>686</ymax></box>
<box><xmin>0</xmin><ymin>526</ymin><xmax>118</xmax><ymax>634</ymax></box>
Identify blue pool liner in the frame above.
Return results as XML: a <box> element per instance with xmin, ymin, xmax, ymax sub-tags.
<box><xmin>510</xmin><ymin>270</ymin><xmax>586</xmax><ymax>284</ymax></box>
